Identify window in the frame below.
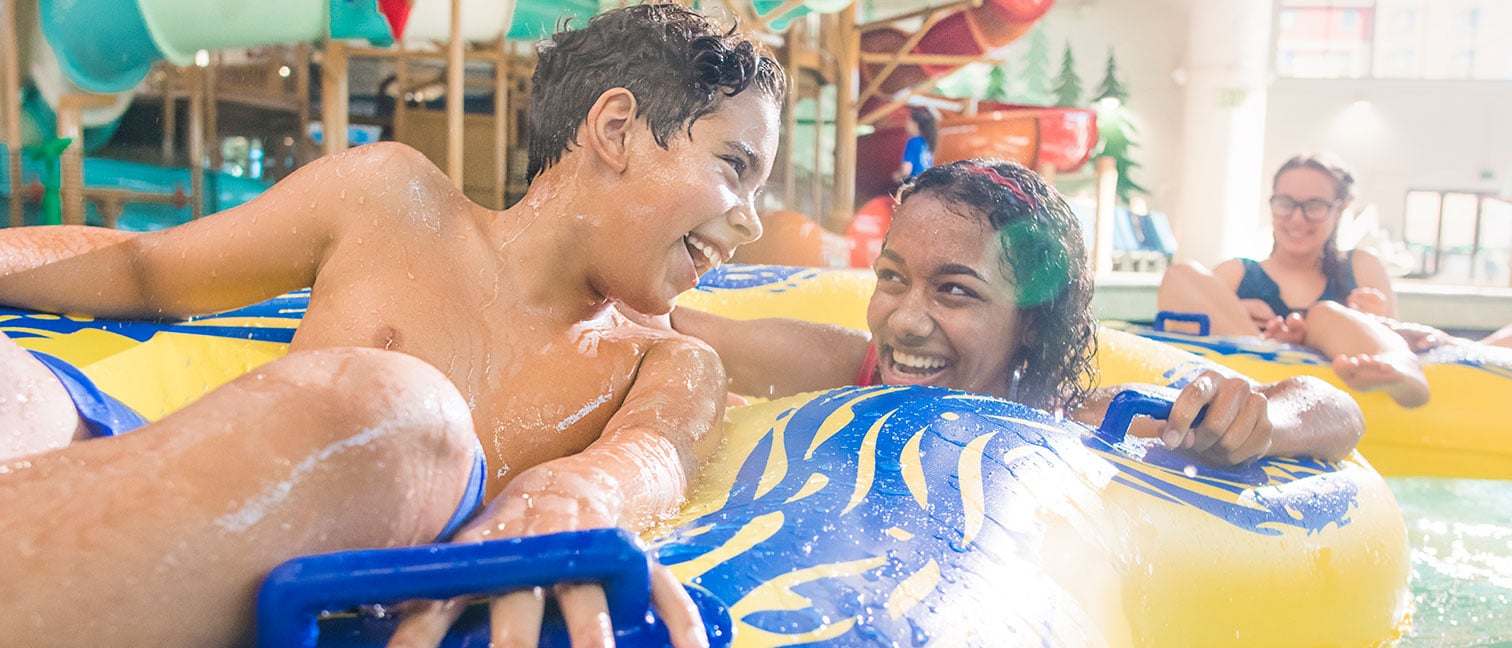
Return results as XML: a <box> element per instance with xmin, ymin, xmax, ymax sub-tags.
<box><xmin>1276</xmin><ymin>0</ymin><xmax>1511</xmax><ymax>80</ymax></box>
<box><xmin>1403</xmin><ymin>190</ymin><xmax>1511</xmax><ymax>287</ymax></box>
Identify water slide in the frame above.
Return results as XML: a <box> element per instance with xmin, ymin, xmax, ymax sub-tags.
<box><xmin>853</xmin><ymin>0</ymin><xmax>1099</xmax><ymax>203</ymax></box>
<box><xmin>5</xmin><ymin>0</ymin><xmax>603</xmax><ymax>228</ymax></box>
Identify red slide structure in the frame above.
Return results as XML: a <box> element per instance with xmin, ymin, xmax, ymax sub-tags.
<box><xmin>854</xmin><ymin>0</ymin><xmax>1097</xmax><ymax>206</ymax></box>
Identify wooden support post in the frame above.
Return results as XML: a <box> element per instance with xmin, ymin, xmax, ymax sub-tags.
<box><xmin>322</xmin><ymin>40</ymin><xmax>350</xmax><ymax>154</ymax></box>
<box><xmin>296</xmin><ymin>44</ymin><xmax>311</xmax><ymax>155</ymax></box>
<box><xmin>206</xmin><ymin>52</ymin><xmax>221</xmax><ymax>172</ymax></box>
<box><xmin>2</xmin><ymin>0</ymin><xmax>22</xmax><ymax>227</ymax></box>
<box><xmin>445</xmin><ymin>0</ymin><xmax>465</xmax><ymax>187</ymax></box>
<box><xmin>393</xmin><ymin>40</ymin><xmax>408</xmax><ymax>141</ymax></box>
<box><xmin>830</xmin><ymin>5</ymin><xmax>859</xmax><ymax>228</ymax></box>
<box><xmin>162</xmin><ymin>66</ymin><xmax>178</xmax><ymax>164</ymax></box>
<box><xmin>810</xmin><ymin>81</ymin><xmax>824</xmax><ymax>221</ymax></box>
<box><xmin>779</xmin><ymin>22</ymin><xmax>800</xmax><ymax>210</ymax></box>
<box><xmin>55</xmin><ymin>94</ymin><xmax>119</xmax><ymax>225</ymax></box>
<box><xmin>493</xmin><ymin>36</ymin><xmax>508</xmax><ymax>209</ymax></box>
<box><xmin>189</xmin><ymin>67</ymin><xmax>206</xmax><ymax>219</ymax></box>
<box><xmin>1093</xmin><ymin>156</ymin><xmax>1118</xmax><ymax>275</ymax></box>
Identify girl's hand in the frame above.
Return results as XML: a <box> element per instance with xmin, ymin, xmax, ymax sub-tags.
<box><xmin>1346</xmin><ymin>287</ymin><xmax>1388</xmax><ymax>316</ymax></box>
<box><xmin>1260</xmin><ymin>312</ymin><xmax>1308</xmax><ymax>345</ymax></box>
<box><xmin>1161</xmin><ymin>371</ymin><xmax>1274</xmax><ymax>467</ymax></box>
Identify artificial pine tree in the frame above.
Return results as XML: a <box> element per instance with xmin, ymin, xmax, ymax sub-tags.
<box><xmin>1093</xmin><ymin>48</ymin><xmax>1129</xmax><ymax>104</ymax></box>
<box><xmin>984</xmin><ymin>63</ymin><xmax>1012</xmax><ymax>103</ymax></box>
<box><xmin>1091</xmin><ymin>49</ymin><xmax>1146</xmax><ymax>203</ymax></box>
<box><xmin>1052</xmin><ymin>42</ymin><xmax>1082</xmax><ymax>107</ymax></box>
<box><xmin>1014</xmin><ymin>26</ymin><xmax>1054</xmax><ymax>106</ymax></box>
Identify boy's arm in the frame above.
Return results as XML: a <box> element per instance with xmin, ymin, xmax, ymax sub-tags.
<box><xmin>1074</xmin><ymin>372</ymin><xmax>1363</xmax><ymax>465</ymax></box>
<box><xmin>0</xmin><ymin>143</ymin><xmax>416</xmax><ymax>318</ymax></box>
<box><xmin>671</xmin><ymin>307</ymin><xmax>871</xmax><ymax>398</ymax></box>
<box><xmin>396</xmin><ymin>337</ymin><xmax>726</xmax><ymax>648</ymax></box>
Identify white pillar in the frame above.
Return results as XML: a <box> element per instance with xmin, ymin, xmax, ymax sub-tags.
<box><xmin>1175</xmin><ymin>0</ymin><xmax>1273</xmax><ymax>265</ymax></box>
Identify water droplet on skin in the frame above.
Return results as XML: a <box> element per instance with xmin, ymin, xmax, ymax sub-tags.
<box><xmin>406</xmin><ymin>271</ymin><xmax>415</xmax><ymax>280</ymax></box>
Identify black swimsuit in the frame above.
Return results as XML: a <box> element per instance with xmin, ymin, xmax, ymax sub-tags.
<box><xmin>1234</xmin><ymin>252</ymin><xmax>1357</xmax><ymax>316</ymax></box>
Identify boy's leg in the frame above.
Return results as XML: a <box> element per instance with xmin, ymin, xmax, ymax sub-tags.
<box><xmin>1156</xmin><ymin>261</ymin><xmax>1261</xmax><ymax>336</ymax></box>
<box><xmin>1303</xmin><ymin>301</ymin><xmax>1430</xmax><ymax>408</ymax></box>
<box><xmin>0</xmin><ymin>347</ymin><xmax>479</xmax><ymax>646</ymax></box>
<box><xmin>0</xmin><ymin>331</ymin><xmax>86</xmax><ymax>461</ymax></box>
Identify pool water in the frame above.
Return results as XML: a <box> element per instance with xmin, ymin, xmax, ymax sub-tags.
<box><xmin>1391</xmin><ymin>477</ymin><xmax>1512</xmax><ymax>646</ymax></box>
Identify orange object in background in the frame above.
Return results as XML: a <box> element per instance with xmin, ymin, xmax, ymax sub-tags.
<box><xmin>848</xmin><ymin>195</ymin><xmax>896</xmax><ymax>268</ymax></box>
<box><xmin>733</xmin><ymin>210</ymin><xmax>852</xmax><ymax>268</ymax></box>
<box><xmin>856</xmin><ymin>103</ymin><xmax>1097</xmax><ymax>205</ymax></box>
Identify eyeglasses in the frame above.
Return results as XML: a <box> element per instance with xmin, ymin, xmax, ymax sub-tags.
<box><xmin>1269</xmin><ymin>195</ymin><xmax>1339</xmax><ymax>223</ymax></box>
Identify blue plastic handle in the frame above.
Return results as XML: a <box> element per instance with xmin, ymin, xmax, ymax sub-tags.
<box><xmin>1152</xmin><ymin>311</ymin><xmax>1211</xmax><ymax>337</ymax></box>
<box><xmin>1096</xmin><ymin>387</ymin><xmax>1207</xmax><ymax>443</ymax></box>
<box><xmin>256</xmin><ymin>528</ymin><xmax>731</xmax><ymax>648</ymax></box>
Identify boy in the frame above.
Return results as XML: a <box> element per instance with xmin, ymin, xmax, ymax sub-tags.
<box><xmin>0</xmin><ymin>4</ymin><xmax>782</xmax><ymax>646</ymax></box>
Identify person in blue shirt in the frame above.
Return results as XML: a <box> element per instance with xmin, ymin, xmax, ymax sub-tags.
<box><xmin>894</xmin><ymin>106</ymin><xmax>937</xmax><ymax>183</ymax></box>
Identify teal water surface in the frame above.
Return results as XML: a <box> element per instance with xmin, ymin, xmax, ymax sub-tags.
<box><xmin>1391</xmin><ymin>478</ymin><xmax>1512</xmax><ymax>646</ymax></box>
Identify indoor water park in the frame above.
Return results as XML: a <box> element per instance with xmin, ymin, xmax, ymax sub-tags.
<box><xmin>2</xmin><ymin>0</ymin><xmax>1511</xmax><ymax>645</ymax></box>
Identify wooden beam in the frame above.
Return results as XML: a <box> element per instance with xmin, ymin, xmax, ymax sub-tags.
<box><xmin>56</xmin><ymin>94</ymin><xmax>128</xmax><ymax>225</ymax></box>
<box><xmin>856</xmin><ymin>8</ymin><xmax>947</xmax><ymax>108</ymax></box>
<box><xmin>189</xmin><ymin>67</ymin><xmax>205</xmax><ymax>219</ymax></box>
<box><xmin>858</xmin><ymin>52</ymin><xmax>1005</xmax><ymax>66</ymax></box>
<box><xmin>2</xmin><ymin>0</ymin><xmax>22</xmax><ymax>227</ymax></box>
<box><xmin>321</xmin><ymin>41</ymin><xmax>350</xmax><ymax>154</ymax></box>
<box><xmin>445</xmin><ymin>0</ymin><xmax>464</xmax><ymax>186</ymax></box>
<box><xmin>493</xmin><ymin>35</ymin><xmax>508</xmax><ymax>209</ymax></box>
<box><xmin>830</xmin><ymin>5</ymin><xmax>859</xmax><ymax>226</ymax></box>
<box><xmin>1093</xmin><ymin>156</ymin><xmax>1117</xmax><ymax>275</ymax></box>
<box><xmin>296</xmin><ymin>44</ymin><xmax>311</xmax><ymax>157</ymax></box>
<box><xmin>858</xmin><ymin>0</ymin><xmax>979</xmax><ymax>33</ymax></box>
<box><xmin>858</xmin><ymin>68</ymin><xmax>954</xmax><ymax>126</ymax></box>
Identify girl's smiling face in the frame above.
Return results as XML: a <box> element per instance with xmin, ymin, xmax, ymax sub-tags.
<box><xmin>1270</xmin><ymin>166</ymin><xmax>1344</xmax><ymax>258</ymax></box>
<box><xmin>865</xmin><ymin>191</ymin><xmax>1025</xmax><ymax>400</ymax></box>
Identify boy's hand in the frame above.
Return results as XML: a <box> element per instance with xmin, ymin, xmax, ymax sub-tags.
<box><xmin>385</xmin><ymin>462</ymin><xmax>708</xmax><ymax>648</ymax></box>
<box><xmin>1160</xmin><ymin>371</ymin><xmax>1274</xmax><ymax>467</ymax></box>
<box><xmin>1346</xmin><ymin>287</ymin><xmax>1388</xmax><ymax>316</ymax></box>
<box><xmin>1260</xmin><ymin>312</ymin><xmax>1308</xmax><ymax>345</ymax></box>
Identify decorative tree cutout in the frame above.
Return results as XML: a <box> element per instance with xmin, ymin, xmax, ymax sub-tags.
<box><xmin>1094</xmin><ymin>48</ymin><xmax>1129</xmax><ymax>104</ymax></box>
<box><xmin>1013</xmin><ymin>26</ymin><xmax>1054</xmax><ymax>106</ymax></box>
<box><xmin>1053</xmin><ymin>42</ymin><xmax>1082</xmax><ymax>107</ymax></box>
<box><xmin>1091</xmin><ymin>49</ymin><xmax>1146</xmax><ymax>203</ymax></box>
<box><xmin>984</xmin><ymin>62</ymin><xmax>1012</xmax><ymax>103</ymax></box>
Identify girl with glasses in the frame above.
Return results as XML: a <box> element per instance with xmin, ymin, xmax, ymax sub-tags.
<box><xmin>1157</xmin><ymin>153</ymin><xmax>1430</xmax><ymax>408</ymax></box>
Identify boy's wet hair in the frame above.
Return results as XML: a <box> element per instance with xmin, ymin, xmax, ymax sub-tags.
<box><xmin>897</xmin><ymin>159</ymin><xmax>1097</xmax><ymax>412</ymax></box>
<box><xmin>527</xmin><ymin>3</ymin><xmax>786</xmax><ymax>181</ymax></box>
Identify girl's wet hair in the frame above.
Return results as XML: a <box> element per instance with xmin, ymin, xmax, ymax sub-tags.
<box><xmin>527</xmin><ymin>3</ymin><xmax>786</xmax><ymax>181</ymax></box>
<box><xmin>1274</xmin><ymin>152</ymin><xmax>1357</xmax><ymax>292</ymax></box>
<box><xmin>897</xmin><ymin>159</ymin><xmax>1097</xmax><ymax>412</ymax></box>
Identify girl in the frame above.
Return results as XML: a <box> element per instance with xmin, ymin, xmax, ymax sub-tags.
<box><xmin>1157</xmin><ymin>153</ymin><xmax>1430</xmax><ymax>408</ymax></box>
<box><xmin>675</xmin><ymin>159</ymin><xmax>1363</xmax><ymax>467</ymax></box>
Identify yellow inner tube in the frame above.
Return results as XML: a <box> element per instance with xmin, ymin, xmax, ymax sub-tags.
<box><xmin>1</xmin><ymin>270</ymin><xmax>1414</xmax><ymax>645</ymax></box>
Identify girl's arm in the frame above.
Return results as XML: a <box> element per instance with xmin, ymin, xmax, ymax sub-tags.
<box><xmin>670</xmin><ymin>307</ymin><xmax>870</xmax><ymax>398</ymax></box>
<box><xmin>1074</xmin><ymin>371</ymin><xmax>1363</xmax><ymax>465</ymax></box>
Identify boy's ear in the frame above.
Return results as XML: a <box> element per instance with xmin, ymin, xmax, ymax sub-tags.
<box><xmin>583</xmin><ymin>87</ymin><xmax>639</xmax><ymax>174</ymax></box>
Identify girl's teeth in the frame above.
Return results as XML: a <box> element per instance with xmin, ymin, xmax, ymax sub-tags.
<box><xmin>894</xmin><ymin>351</ymin><xmax>945</xmax><ymax>370</ymax></box>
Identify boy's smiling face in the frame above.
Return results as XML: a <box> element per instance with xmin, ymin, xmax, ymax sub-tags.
<box><xmin>589</xmin><ymin>90</ymin><xmax>780</xmax><ymax>315</ymax></box>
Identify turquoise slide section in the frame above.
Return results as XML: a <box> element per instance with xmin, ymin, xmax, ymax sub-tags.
<box><xmin>0</xmin><ymin>144</ymin><xmax>270</xmax><ymax>231</ymax></box>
